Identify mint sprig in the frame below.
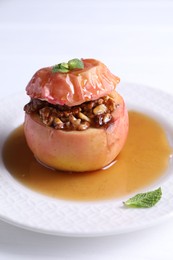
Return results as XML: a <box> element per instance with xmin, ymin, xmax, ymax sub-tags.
<box><xmin>123</xmin><ymin>187</ymin><xmax>162</xmax><ymax>208</ymax></box>
<box><xmin>52</xmin><ymin>58</ymin><xmax>84</xmax><ymax>73</ymax></box>
<box><xmin>68</xmin><ymin>58</ymin><xmax>84</xmax><ymax>70</ymax></box>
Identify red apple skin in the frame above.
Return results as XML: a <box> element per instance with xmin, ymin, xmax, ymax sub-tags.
<box><xmin>24</xmin><ymin>92</ymin><xmax>129</xmax><ymax>172</ymax></box>
<box><xmin>26</xmin><ymin>59</ymin><xmax>120</xmax><ymax>106</ymax></box>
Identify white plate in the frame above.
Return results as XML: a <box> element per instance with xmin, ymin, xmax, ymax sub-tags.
<box><xmin>0</xmin><ymin>83</ymin><xmax>173</xmax><ymax>237</ymax></box>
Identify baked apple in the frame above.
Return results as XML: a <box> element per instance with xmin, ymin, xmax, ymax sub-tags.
<box><xmin>24</xmin><ymin>58</ymin><xmax>128</xmax><ymax>172</ymax></box>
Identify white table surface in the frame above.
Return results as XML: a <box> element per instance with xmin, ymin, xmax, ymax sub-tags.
<box><xmin>1</xmin><ymin>0</ymin><xmax>173</xmax><ymax>259</ymax></box>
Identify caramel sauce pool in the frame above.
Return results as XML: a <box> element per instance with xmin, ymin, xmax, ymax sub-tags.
<box><xmin>2</xmin><ymin>111</ymin><xmax>172</xmax><ymax>201</ymax></box>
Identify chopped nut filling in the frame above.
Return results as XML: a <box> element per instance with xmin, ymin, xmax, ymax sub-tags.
<box><xmin>24</xmin><ymin>96</ymin><xmax>119</xmax><ymax>131</ymax></box>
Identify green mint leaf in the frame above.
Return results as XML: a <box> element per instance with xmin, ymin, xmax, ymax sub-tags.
<box><xmin>54</xmin><ymin>67</ymin><xmax>69</xmax><ymax>73</ymax></box>
<box><xmin>52</xmin><ymin>59</ymin><xmax>84</xmax><ymax>73</ymax></box>
<box><xmin>60</xmin><ymin>62</ymin><xmax>69</xmax><ymax>69</ymax></box>
<box><xmin>52</xmin><ymin>63</ymin><xmax>69</xmax><ymax>73</ymax></box>
<box><xmin>68</xmin><ymin>58</ymin><xmax>84</xmax><ymax>70</ymax></box>
<box><xmin>123</xmin><ymin>187</ymin><xmax>162</xmax><ymax>208</ymax></box>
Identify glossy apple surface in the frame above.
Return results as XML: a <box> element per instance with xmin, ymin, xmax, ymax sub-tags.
<box><xmin>24</xmin><ymin>92</ymin><xmax>128</xmax><ymax>172</ymax></box>
<box><xmin>26</xmin><ymin>59</ymin><xmax>120</xmax><ymax>106</ymax></box>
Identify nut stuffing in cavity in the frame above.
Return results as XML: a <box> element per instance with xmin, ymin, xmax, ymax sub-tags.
<box><xmin>24</xmin><ymin>95</ymin><xmax>118</xmax><ymax>131</ymax></box>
